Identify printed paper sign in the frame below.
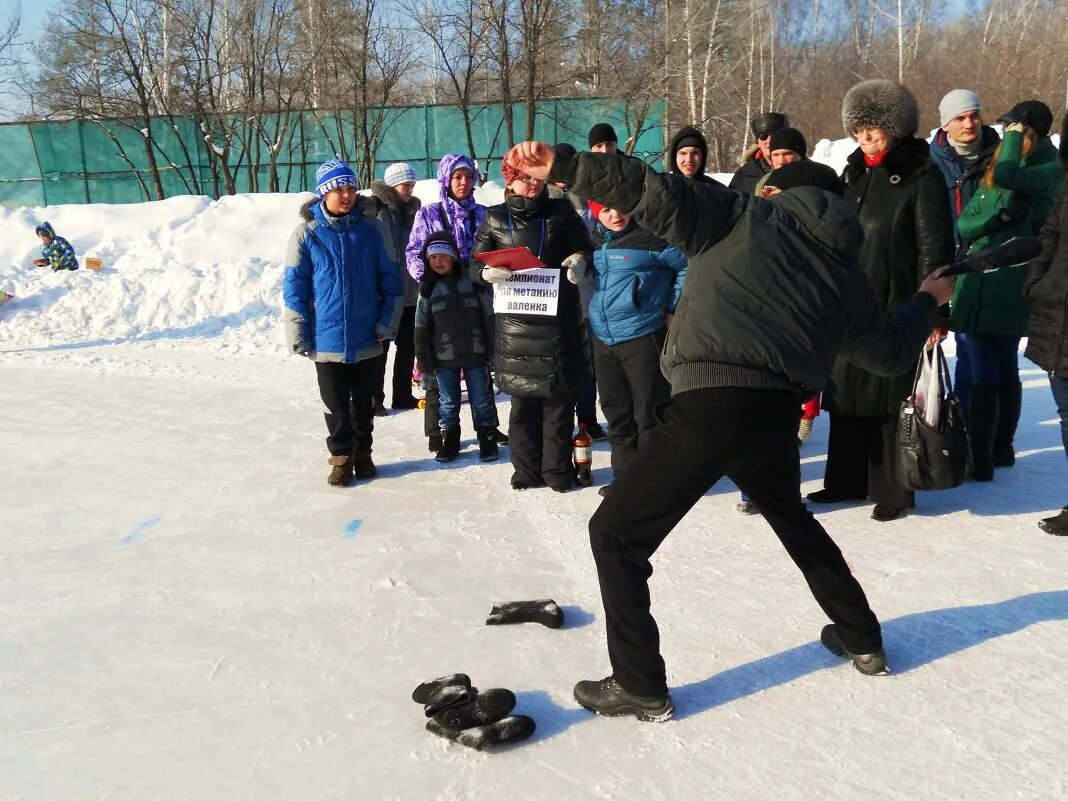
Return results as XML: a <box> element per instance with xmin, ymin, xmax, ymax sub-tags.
<box><xmin>492</xmin><ymin>267</ymin><xmax>560</xmax><ymax>317</ymax></box>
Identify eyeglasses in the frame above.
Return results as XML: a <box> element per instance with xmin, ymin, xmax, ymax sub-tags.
<box><xmin>515</xmin><ymin>175</ymin><xmax>542</xmax><ymax>184</ymax></box>
<box><xmin>757</xmin><ymin>132</ymin><xmax>773</xmax><ymax>141</ymax></box>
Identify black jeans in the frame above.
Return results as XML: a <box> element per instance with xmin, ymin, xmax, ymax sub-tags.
<box><xmin>510</xmin><ymin>390</ymin><xmax>580</xmax><ymax>489</ymax></box>
<box><xmin>593</xmin><ymin>328</ymin><xmax>670</xmax><ymax>478</ymax></box>
<box><xmin>822</xmin><ymin>412</ymin><xmax>914</xmax><ymax>508</ymax></box>
<box><xmin>376</xmin><ymin>305</ymin><xmax>417</xmax><ymax>405</ymax></box>
<box><xmin>315</xmin><ymin>360</ymin><xmax>378</xmax><ymax>456</ymax></box>
<box><xmin>589</xmin><ymin>387</ymin><xmax>882</xmax><ymax>697</ymax></box>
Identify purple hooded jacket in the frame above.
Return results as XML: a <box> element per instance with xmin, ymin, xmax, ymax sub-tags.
<box><xmin>405</xmin><ymin>153</ymin><xmax>486</xmax><ymax>280</ymax></box>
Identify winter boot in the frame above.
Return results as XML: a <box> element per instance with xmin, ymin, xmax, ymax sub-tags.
<box><xmin>435</xmin><ymin>426</ymin><xmax>461</xmax><ymax>462</ymax></box>
<box><xmin>412</xmin><ymin>673</ymin><xmax>471</xmax><ymax>704</ymax></box>
<box><xmin>426</xmin><ymin>714</ymin><xmax>536</xmax><ymax>751</ymax></box>
<box><xmin>428</xmin><ymin>432</ymin><xmax>443</xmax><ymax>453</ymax></box>
<box><xmin>993</xmin><ymin>381</ymin><xmax>1022</xmax><ymax>467</ymax></box>
<box><xmin>492</xmin><ymin>427</ymin><xmax>510</xmax><ymax>446</ymax></box>
<box><xmin>351</xmin><ymin>452</ymin><xmax>377</xmax><ymax>480</ymax></box>
<box><xmin>573</xmin><ymin>676</ymin><xmax>675</xmax><ymax>722</ymax></box>
<box><xmin>373</xmin><ymin>399</ymin><xmax>389</xmax><ymax>417</ymax></box>
<box><xmin>1039</xmin><ymin>507</ymin><xmax>1068</xmax><ymax>536</ymax></box>
<box><xmin>477</xmin><ymin>428</ymin><xmax>499</xmax><ymax>462</ymax></box>
<box><xmin>820</xmin><ymin>624</ymin><xmax>889</xmax><ymax>675</ymax></box>
<box><xmin>326</xmin><ymin>455</ymin><xmax>353</xmax><ymax>487</ymax></box>
<box><xmin>969</xmin><ymin>383</ymin><xmax>998</xmax><ymax>481</ymax></box>
<box><xmin>431</xmin><ymin>688</ymin><xmax>516</xmax><ymax>731</ymax></box>
<box><xmin>486</xmin><ymin>599</ymin><xmax>564</xmax><ymax>629</ymax></box>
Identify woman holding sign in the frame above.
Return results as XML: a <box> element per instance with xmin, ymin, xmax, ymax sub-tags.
<box><xmin>472</xmin><ymin>160</ymin><xmax>594</xmax><ymax>492</ymax></box>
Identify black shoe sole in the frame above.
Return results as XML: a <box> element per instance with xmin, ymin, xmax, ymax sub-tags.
<box><xmin>820</xmin><ymin>625</ymin><xmax>890</xmax><ymax>675</ymax></box>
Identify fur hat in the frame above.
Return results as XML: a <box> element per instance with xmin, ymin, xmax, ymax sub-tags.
<box><xmin>841</xmin><ymin>79</ymin><xmax>919</xmax><ymax>139</ymax></box>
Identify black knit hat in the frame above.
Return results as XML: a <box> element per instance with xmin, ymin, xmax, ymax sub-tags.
<box><xmin>588</xmin><ymin>123</ymin><xmax>618</xmax><ymax>148</ymax></box>
<box><xmin>768</xmin><ymin>127</ymin><xmax>807</xmax><ymax>157</ymax></box>
<box><xmin>766</xmin><ymin>161</ymin><xmax>844</xmax><ymax>197</ymax></box>
<box><xmin>751</xmin><ymin>112</ymin><xmax>789</xmax><ymax>138</ymax></box>
<box><xmin>998</xmin><ymin>100</ymin><xmax>1054</xmax><ymax>139</ymax></box>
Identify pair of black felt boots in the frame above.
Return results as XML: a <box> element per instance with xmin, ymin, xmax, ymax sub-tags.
<box><xmin>412</xmin><ymin>674</ymin><xmax>535</xmax><ymax>751</ymax></box>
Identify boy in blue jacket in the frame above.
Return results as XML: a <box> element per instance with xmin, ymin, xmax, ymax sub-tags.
<box><xmin>32</xmin><ymin>222</ymin><xmax>79</xmax><ymax>271</ymax></box>
<box><xmin>573</xmin><ymin>202</ymin><xmax>686</xmax><ymax>496</ymax></box>
<box><xmin>283</xmin><ymin>159</ymin><xmax>404</xmax><ymax>486</ymax></box>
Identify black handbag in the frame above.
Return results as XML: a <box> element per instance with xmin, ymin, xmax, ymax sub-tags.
<box><xmin>893</xmin><ymin>343</ymin><xmax>973</xmax><ymax>491</ymax></box>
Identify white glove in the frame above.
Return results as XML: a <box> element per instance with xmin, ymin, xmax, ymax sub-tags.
<box><xmin>563</xmin><ymin>253</ymin><xmax>588</xmax><ymax>285</ymax></box>
<box><xmin>481</xmin><ymin>266</ymin><xmax>512</xmax><ymax>284</ymax></box>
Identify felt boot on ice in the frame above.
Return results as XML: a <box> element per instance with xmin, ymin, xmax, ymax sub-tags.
<box><xmin>435</xmin><ymin>426</ymin><xmax>461</xmax><ymax>462</ymax></box>
<box><xmin>476</xmin><ymin>428</ymin><xmax>499</xmax><ymax>462</ymax></box>
<box><xmin>820</xmin><ymin>624</ymin><xmax>889</xmax><ymax>675</ymax></box>
<box><xmin>432</xmin><ymin>688</ymin><xmax>516</xmax><ymax>730</ymax></box>
<box><xmin>426</xmin><ymin>714</ymin><xmax>536</xmax><ymax>751</ymax></box>
<box><xmin>412</xmin><ymin>673</ymin><xmax>475</xmax><ymax>716</ymax></box>
<box><xmin>573</xmin><ymin>676</ymin><xmax>675</xmax><ymax>722</ymax></box>
<box><xmin>485</xmin><ymin>599</ymin><xmax>563</xmax><ymax>629</ymax></box>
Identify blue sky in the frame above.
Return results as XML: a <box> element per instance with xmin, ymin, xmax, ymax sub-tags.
<box><xmin>2</xmin><ymin>0</ymin><xmax>50</xmax><ymax>37</ymax></box>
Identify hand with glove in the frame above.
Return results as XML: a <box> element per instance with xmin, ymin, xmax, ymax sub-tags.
<box><xmin>480</xmin><ymin>266</ymin><xmax>513</xmax><ymax>284</ymax></box>
<box><xmin>563</xmin><ymin>253</ymin><xmax>588</xmax><ymax>285</ymax></box>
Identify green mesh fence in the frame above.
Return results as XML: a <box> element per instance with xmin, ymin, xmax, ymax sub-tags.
<box><xmin>0</xmin><ymin>98</ymin><xmax>665</xmax><ymax>206</ymax></box>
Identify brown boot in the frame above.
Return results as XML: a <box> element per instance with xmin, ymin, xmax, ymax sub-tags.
<box><xmin>327</xmin><ymin>454</ymin><xmax>353</xmax><ymax>487</ymax></box>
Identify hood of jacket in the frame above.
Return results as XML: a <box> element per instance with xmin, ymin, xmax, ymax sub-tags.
<box><xmin>768</xmin><ymin>187</ymin><xmax>865</xmax><ymax>264</ymax></box>
<box><xmin>436</xmin><ymin>153</ymin><xmax>479</xmax><ymax>206</ymax></box>
<box><xmin>35</xmin><ymin>221</ymin><xmax>56</xmax><ymax>239</ymax></box>
<box><xmin>668</xmin><ymin>125</ymin><xmax>708</xmax><ymax>176</ymax></box>
<box><xmin>369</xmin><ymin>180</ymin><xmax>422</xmax><ymax>214</ymax></box>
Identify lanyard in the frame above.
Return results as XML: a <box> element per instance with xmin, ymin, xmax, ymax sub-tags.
<box><xmin>507</xmin><ymin>214</ymin><xmax>546</xmax><ymax>259</ymax></box>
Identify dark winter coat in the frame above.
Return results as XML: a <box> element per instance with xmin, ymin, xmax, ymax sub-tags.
<box><xmin>728</xmin><ymin>144</ymin><xmax>772</xmax><ymax>195</ymax></box>
<box><xmin>414</xmin><ymin>231</ymin><xmax>494</xmax><ymax>371</ymax></box>
<box><xmin>283</xmin><ymin>199</ymin><xmax>405</xmax><ymax>363</ymax></box>
<box><xmin>546</xmin><ymin>151</ymin><xmax>941</xmax><ymax>399</ymax></box>
<box><xmin>361</xmin><ymin>181</ymin><xmax>421</xmax><ymax>307</ymax></box>
<box><xmin>929</xmin><ymin>126</ymin><xmax>1001</xmax><ymax>258</ymax></box>
<box><xmin>471</xmin><ymin>190</ymin><xmax>594</xmax><ymax>397</ymax></box>
<box><xmin>823</xmin><ymin>136</ymin><xmax>955</xmax><ymax>417</ymax></box>
<box><xmin>1024</xmin><ymin>118</ymin><xmax>1068</xmax><ymax>375</ymax></box>
<box><xmin>588</xmin><ymin>222</ymin><xmax>687</xmax><ymax>346</ymax></box>
<box><xmin>952</xmin><ymin>132</ymin><xmax>1063</xmax><ymax>336</ymax></box>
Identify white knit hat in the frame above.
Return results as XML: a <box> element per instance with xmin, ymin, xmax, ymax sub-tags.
<box><xmin>383</xmin><ymin>162</ymin><xmax>417</xmax><ymax>187</ymax></box>
<box><xmin>939</xmin><ymin>89</ymin><xmax>982</xmax><ymax>127</ymax></box>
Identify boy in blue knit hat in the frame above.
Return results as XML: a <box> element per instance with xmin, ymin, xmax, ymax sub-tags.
<box><xmin>283</xmin><ymin>158</ymin><xmax>405</xmax><ymax>486</ymax></box>
<box><xmin>32</xmin><ymin>222</ymin><xmax>79</xmax><ymax>271</ymax></box>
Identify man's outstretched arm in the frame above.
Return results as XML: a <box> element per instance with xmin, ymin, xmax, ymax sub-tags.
<box><xmin>506</xmin><ymin>141</ymin><xmax>743</xmax><ymax>258</ymax></box>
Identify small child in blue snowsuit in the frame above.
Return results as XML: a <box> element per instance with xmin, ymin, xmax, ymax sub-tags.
<box><xmin>33</xmin><ymin>222</ymin><xmax>79</xmax><ymax>271</ymax></box>
<box><xmin>414</xmin><ymin>230</ymin><xmax>500</xmax><ymax>463</ymax></box>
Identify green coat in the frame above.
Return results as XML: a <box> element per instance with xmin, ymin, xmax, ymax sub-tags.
<box><xmin>952</xmin><ymin>132</ymin><xmax>1064</xmax><ymax>335</ymax></box>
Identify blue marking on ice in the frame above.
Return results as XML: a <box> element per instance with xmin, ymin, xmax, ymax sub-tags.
<box><xmin>120</xmin><ymin>516</ymin><xmax>163</xmax><ymax>544</ymax></box>
<box><xmin>342</xmin><ymin>519</ymin><xmax>362</xmax><ymax>539</ymax></box>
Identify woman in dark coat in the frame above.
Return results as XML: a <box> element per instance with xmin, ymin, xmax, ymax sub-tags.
<box><xmin>472</xmin><ymin>161</ymin><xmax>593</xmax><ymax>492</ymax></box>
<box><xmin>1023</xmin><ymin>111</ymin><xmax>1068</xmax><ymax>535</ymax></box>
<box><xmin>810</xmin><ymin>79</ymin><xmax>955</xmax><ymax>521</ymax></box>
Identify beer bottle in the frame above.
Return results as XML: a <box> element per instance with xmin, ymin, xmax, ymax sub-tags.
<box><xmin>574</xmin><ymin>422</ymin><xmax>593</xmax><ymax>487</ymax></box>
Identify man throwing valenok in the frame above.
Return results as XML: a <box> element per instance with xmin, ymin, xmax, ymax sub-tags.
<box><xmin>503</xmin><ymin>142</ymin><xmax>956</xmax><ymax>722</ymax></box>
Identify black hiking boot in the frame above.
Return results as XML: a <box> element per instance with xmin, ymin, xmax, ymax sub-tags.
<box><xmin>1039</xmin><ymin>507</ymin><xmax>1068</xmax><ymax>536</ymax></box>
<box><xmin>573</xmin><ymin>676</ymin><xmax>675</xmax><ymax>722</ymax></box>
<box><xmin>492</xmin><ymin>427</ymin><xmax>510</xmax><ymax>446</ymax></box>
<box><xmin>435</xmin><ymin>426</ymin><xmax>461</xmax><ymax>462</ymax></box>
<box><xmin>820</xmin><ymin>624</ymin><xmax>889</xmax><ymax>675</ymax></box>
<box><xmin>477</xmin><ymin>428</ymin><xmax>499</xmax><ymax>462</ymax></box>
<box><xmin>326</xmin><ymin>455</ymin><xmax>353</xmax><ymax>487</ymax></box>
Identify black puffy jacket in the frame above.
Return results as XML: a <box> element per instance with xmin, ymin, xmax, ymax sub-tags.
<box><xmin>546</xmin><ymin>151</ymin><xmax>940</xmax><ymax>398</ymax></box>
<box><xmin>471</xmin><ymin>191</ymin><xmax>593</xmax><ymax>397</ymax></box>
<box><xmin>1024</xmin><ymin>121</ymin><xmax>1068</xmax><ymax>375</ymax></box>
<box><xmin>728</xmin><ymin>145</ymin><xmax>771</xmax><ymax>195</ymax></box>
<box><xmin>823</xmin><ymin>136</ymin><xmax>954</xmax><ymax>417</ymax></box>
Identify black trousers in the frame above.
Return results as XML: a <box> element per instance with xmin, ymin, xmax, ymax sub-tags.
<box><xmin>315</xmin><ymin>360</ymin><xmax>377</xmax><ymax>457</ymax></box>
<box><xmin>589</xmin><ymin>387</ymin><xmax>882</xmax><ymax>697</ymax></box>
<box><xmin>594</xmin><ymin>328</ymin><xmax>670</xmax><ymax>478</ymax></box>
<box><xmin>375</xmin><ymin>305</ymin><xmax>417</xmax><ymax>405</ymax></box>
<box><xmin>822</xmin><ymin>412</ymin><xmax>914</xmax><ymax>508</ymax></box>
<box><xmin>510</xmin><ymin>390</ymin><xmax>579</xmax><ymax>489</ymax></box>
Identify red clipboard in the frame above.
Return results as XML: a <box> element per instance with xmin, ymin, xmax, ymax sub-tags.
<box><xmin>473</xmin><ymin>246</ymin><xmax>547</xmax><ymax>271</ymax></box>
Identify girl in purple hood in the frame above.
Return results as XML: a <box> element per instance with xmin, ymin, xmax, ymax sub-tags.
<box><xmin>404</xmin><ymin>153</ymin><xmax>506</xmax><ymax>450</ymax></box>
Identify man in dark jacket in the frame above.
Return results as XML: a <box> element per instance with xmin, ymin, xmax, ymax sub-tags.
<box><xmin>729</xmin><ymin>111</ymin><xmax>789</xmax><ymax>195</ymax></box>
<box><xmin>666</xmin><ymin>125</ymin><xmax>718</xmax><ymax>184</ymax></box>
<box><xmin>362</xmin><ymin>162</ymin><xmax>422</xmax><ymax>411</ymax></box>
<box><xmin>928</xmin><ymin>89</ymin><xmax>1001</xmax><ymax>420</ymax></box>
<box><xmin>811</xmin><ymin>79</ymin><xmax>954</xmax><ymax>522</ymax></box>
<box><xmin>502</xmin><ymin>142</ymin><xmax>956</xmax><ymax>721</ymax></box>
<box><xmin>1023</xmin><ymin>111</ymin><xmax>1068</xmax><ymax>535</ymax></box>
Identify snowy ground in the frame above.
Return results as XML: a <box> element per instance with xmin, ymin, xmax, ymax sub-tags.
<box><xmin>2</xmin><ymin>163</ymin><xmax>1068</xmax><ymax>800</ymax></box>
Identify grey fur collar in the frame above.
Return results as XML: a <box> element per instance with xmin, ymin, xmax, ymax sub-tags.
<box><xmin>370</xmin><ymin>180</ymin><xmax>421</xmax><ymax>213</ymax></box>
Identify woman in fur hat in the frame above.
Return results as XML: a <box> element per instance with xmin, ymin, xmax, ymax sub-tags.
<box><xmin>810</xmin><ymin>79</ymin><xmax>955</xmax><ymax>522</ymax></box>
<box><xmin>1023</xmin><ymin>111</ymin><xmax>1068</xmax><ymax>535</ymax></box>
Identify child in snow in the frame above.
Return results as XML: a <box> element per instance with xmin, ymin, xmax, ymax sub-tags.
<box><xmin>283</xmin><ymin>159</ymin><xmax>404</xmax><ymax>487</ymax></box>
<box><xmin>414</xmin><ymin>231</ymin><xmax>499</xmax><ymax>463</ymax></box>
<box><xmin>32</xmin><ymin>222</ymin><xmax>79</xmax><ymax>271</ymax></box>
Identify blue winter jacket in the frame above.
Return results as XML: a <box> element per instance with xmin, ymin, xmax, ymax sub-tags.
<box><xmin>283</xmin><ymin>199</ymin><xmax>404</xmax><ymax>363</ymax></box>
<box><xmin>35</xmin><ymin>222</ymin><xmax>79</xmax><ymax>271</ymax></box>
<box><xmin>588</xmin><ymin>221</ymin><xmax>687</xmax><ymax>346</ymax></box>
<box><xmin>928</xmin><ymin>126</ymin><xmax>1000</xmax><ymax>259</ymax></box>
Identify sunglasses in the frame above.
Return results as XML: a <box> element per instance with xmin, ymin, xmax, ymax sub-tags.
<box><xmin>757</xmin><ymin>132</ymin><xmax>773</xmax><ymax>140</ymax></box>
